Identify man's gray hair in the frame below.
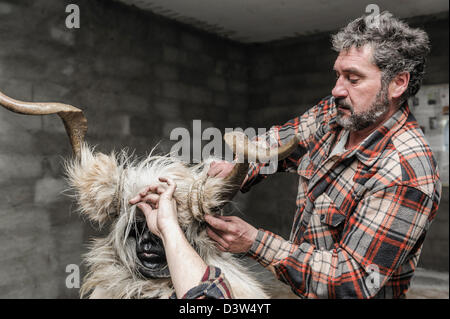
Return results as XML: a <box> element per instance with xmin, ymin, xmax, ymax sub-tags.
<box><xmin>331</xmin><ymin>11</ymin><xmax>430</xmax><ymax>101</ymax></box>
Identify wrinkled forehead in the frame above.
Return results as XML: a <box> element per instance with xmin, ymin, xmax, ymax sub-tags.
<box><xmin>333</xmin><ymin>45</ymin><xmax>379</xmax><ymax>74</ymax></box>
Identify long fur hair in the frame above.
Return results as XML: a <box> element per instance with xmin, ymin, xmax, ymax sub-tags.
<box><xmin>65</xmin><ymin>144</ymin><xmax>269</xmax><ymax>299</ymax></box>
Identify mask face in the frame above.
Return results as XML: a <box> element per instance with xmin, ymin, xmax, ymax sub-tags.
<box><xmin>129</xmin><ymin>220</ymin><xmax>170</xmax><ymax>279</ymax></box>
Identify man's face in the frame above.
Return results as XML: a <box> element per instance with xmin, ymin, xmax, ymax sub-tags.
<box><xmin>332</xmin><ymin>45</ymin><xmax>390</xmax><ymax>132</ymax></box>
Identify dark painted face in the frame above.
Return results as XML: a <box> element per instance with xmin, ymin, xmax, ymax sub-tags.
<box><xmin>129</xmin><ymin>220</ymin><xmax>170</xmax><ymax>279</ymax></box>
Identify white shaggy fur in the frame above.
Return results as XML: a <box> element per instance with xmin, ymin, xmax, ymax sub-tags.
<box><xmin>65</xmin><ymin>144</ymin><xmax>269</xmax><ymax>299</ymax></box>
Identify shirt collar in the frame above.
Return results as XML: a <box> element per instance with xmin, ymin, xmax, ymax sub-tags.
<box><xmin>327</xmin><ymin>100</ymin><xmax>411</xmax><ymax>168</ymax></box>
<box><xmin>351</xmin><ymin>103</ymin><xmax>411</xmax><ymax>167</ymax></box>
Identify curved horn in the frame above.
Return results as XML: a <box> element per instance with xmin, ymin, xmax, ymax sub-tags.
<box><xmin>0</xmin><ymin>90</ymin><xmax>87</xmax><ymax>158</ymax></box>
<box><xmin>221</xmin><ymin>131</ymin><xmax>299</xmax><ymax>199</ymax></box>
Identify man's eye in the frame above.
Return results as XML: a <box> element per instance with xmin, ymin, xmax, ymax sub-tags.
<box><xmin>349</xmin><ymin>77</ymin><xmax>359</xmax><ymax>84</ymax></box>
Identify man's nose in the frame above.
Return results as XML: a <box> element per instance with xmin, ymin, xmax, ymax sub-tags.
<box><xmin>332</xmin><ymin>76</ymin><xmax>348</xmax><ymax>99</ymax></box>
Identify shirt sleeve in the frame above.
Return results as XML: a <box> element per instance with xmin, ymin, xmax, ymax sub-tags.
<box><xmin>247</xmin><ymin>185</ymin><xmax>437</xmax><ymax>298</ymax></box>
<box><xmin>241</xmin><ymin>97</ymin><xmax>334</xmax><ymax>193</ymax></box>
<box><xmin>172</xmin><ymin>265</ymin><xmax>233</xmax><ymax>299</ymax></box>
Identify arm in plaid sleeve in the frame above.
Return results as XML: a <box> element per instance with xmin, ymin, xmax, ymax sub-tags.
<box><xmin>248</xmin><ymin>185</ymin><xmax>438</xmax><ymax>298</ymax></box>
<box><xmin>170</xmin><ymin>265</ymin><xmax>233</xmax><ymax>299</ymax></box>
<box><xmin>241</xmin><ymin>96</ymin><xmax>335</xmax><ymax>193</ymax></box>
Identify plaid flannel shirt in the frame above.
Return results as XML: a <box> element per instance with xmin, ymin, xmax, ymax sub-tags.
<box><xmin>243</xmin><ymin>96</ymin><xmax>441</xmax><ymax>299</ymax></box>
<box><xmin>170</xmin><ymin>266</ymin><xmax>233</xmax><ymax>299</ymax></box>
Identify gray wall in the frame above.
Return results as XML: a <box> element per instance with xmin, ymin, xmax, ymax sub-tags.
<box><xmin>0</xmin><ymin>0</ymin><xmax>447</xmax><ymax>298</ymax></box>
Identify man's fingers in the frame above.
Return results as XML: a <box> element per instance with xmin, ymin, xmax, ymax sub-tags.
<box><xmin>142</xmin><ymin>193</ymin><xmax>160</xmax><ymax>206</ymax></box>
<box><xmin>137</xmin><ymin>202</ymin><xmax>153</xmax><ymax>216</ymax></box>
<box><xmin>207</xmin><ymin>162</ymin><xmax>220</xmax><ymax>177</ymax></box>
<box><xmin>206</xmin><ymin>227</ymin><xmax>229</xmax><ymax>252</ymax></box>
<box><xmin>215</xmin><ymin>215</ymin><xmax>235</xmax><ymax>221</ymax></box>
<box><xmin>159</xmin><ymin>177</ymin><xmax>177</xmax><ymax>198</ymax></box>
<box><xmin>207</xmin><ymin>161</ymin><xmax>235</xmax><ymax>178</ymax></box>
<box><xmin>214</xmin><ymin>243</ymin><xmax>228</xmax><ymax>252</ymax></box>
<box><xmin>129</xmin><ymin>196</ymin><xmax>141</xmax><ymax>204</ymax></box>
<box><xmin>129</xmin><ymin>185</ymin><xmax>161</xmax><ymax>204</ymax></box>
<box><xmin>204</xmin><ymin>214</ymin><xmax>230</xmax><ymax>232</ymax></box>
<box><xmin>139</xmin><ymin>185</ymin><xmax>153</xmax><ymax>197</ymax></box>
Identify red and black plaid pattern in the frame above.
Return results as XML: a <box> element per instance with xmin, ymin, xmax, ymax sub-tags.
<box><xmin>244</xmin><ymin>96</ymin><xmax>442</xmax><ymax>299</ymax></box>
<box><xmin>170</xmin><ymin>266</ymin><xmax>233</xmax><ymax>299</ymax></box>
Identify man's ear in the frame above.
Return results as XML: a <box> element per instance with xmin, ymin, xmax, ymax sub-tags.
<box><xmin>389</xmin><ymin>72</ymin><xmax>410</xmax><ymax>100</ymax></box>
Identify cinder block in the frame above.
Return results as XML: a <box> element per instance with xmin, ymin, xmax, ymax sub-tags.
<box><xmin>0</xmin><ymin>179</ymin><xmax>35</xmax><ymax>209</ymax></box>
<box><xmin>154</xmin><ymin>64</ymin><xmax>178</xmax><ymax>81</ymax></box>
<box><xmin>33</xmin><ymin>82</ymin><xmax>70</xmax><ymax>102</ymax></box>
<box><xmin>42</xmin><ymin>114</ymin><xmax>70</xmax><ymax>133</ymax></box>
<box><xmin>228</xmin><ymin>80</ymin><xmax>247</xmax><ymax>94</ymax></box>
<box><xmin>229</xmin><ymin>94</ymin><xmax>248</xmax><ymax>109</ymax></box>
<box><xmin>0</xmin><ymin>154</ymin><xmax>42</xmax><ymax>180</ymax></box>
<box><xmin>0</xmin><ymin>78</ymin><xmax>33</xmax><ymax>101</ymax></box>
<box><xmin>129</xmin><ymin>114</ymin><xmax>162</xmax><ymax>137</ymax></box>
<box><xmin>162</xmin><ymin>81</ymin><xmax>190</xmax><ymax>100</ymax></box>
<box><xmin>150</xmin><ymin>22</ymin><xmax>179</xmax><ymax>45</ymax></box>
<box><xmin>49</xmin><ymin>26</ymin><xmax>75</xmax><ymax>47</ymax></box>
<box><xmin>227</xmin><ymin>63</ymin><xmax>248</xmax><ymax>80</ymax></box>
<box><xmin>189</xmin><ymin>86</ymin><xmax>213</xmax><ymax>105</ymax></box>
<box><xmin>82</xmin><ymin>91</ymin><xmax>121</xmax><ymax>112</ymax></box>
<box><xmin>0</xmin><ymin>131</ymin><xmax>36</xmax><ymax>155</ymax></box>
<box><xmin>153</xmin><ymin>98</ymin><xmax>181</xmax><ymax>119</ymax></box>
<box><xmin>0</xmin><ymin>106</ymin><xmax>42</xmax><ymax>134</ymax></box>
<box><xmin>213</xmin><ymin>92</ymin><xmax>230</xmax><ymax>108</ymax></box>
<box><xmin>162</xmin><ymin>45</ymin><xmax>181</xmax><ymax>64</ymax></box>
<box><xmin>214</xmin><ymin>60</ymin><xmax>228</xmax><ymax>76</ymax></box>
<box><xmin>0</xmin><ymin>2</ymin><xmax>14</xmax><ymax>15</ymax></box>
<box><xmin>34</xmin><ymin>176</ymin><xmax>67</xmax><ymax>204</ymax></box>
<box><xmin>89</xmin><ymin>113</ymin><xmax>130</xmax><ymax>137</ymax></box>
<box><xmin>228</xmin><ymin>45</ymin><xmax>246</xmax><ymax>62</ymax></box>
<box><xmin>187</xmin><ymin>53</ymin><xmax>214</xmax><ymax>70</ymax></box>
<box><xmin>0</xmin><ymin>203</ymin><xmax>61</xmax><ymax>298</ymax></box>
<box><xmin>181</xmin><ymin>32</ymin><xmax>202</xmax><ymax>51</ymax></box>
<box><xmin>119</xmin><ymin>56</ymin><xmax>150</xmax><ymax>77</ymax></box>
<box><xmin>207</xmin><ymin>76</ymin><xmax>226</xmax><ymax>92</ymax></box>
<box><xmin>250</xmin><ymin>61</ymin><xmax>272</xmax><ymax>81</ymax></box>
<box><xmin>0</xmin><ymin>204</ymin><xmax>52</xmax><ymax>258</ymax></box>
<box><xmin>118</xmin><ymin>94</ymin><xmax>151</xmax><ymax>113</ymax></box>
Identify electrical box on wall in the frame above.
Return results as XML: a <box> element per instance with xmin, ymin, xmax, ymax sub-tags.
<box><xmin>409</xmin><ymin>83</ymin><xmax>449</xmax><ymax>186</ymax></box>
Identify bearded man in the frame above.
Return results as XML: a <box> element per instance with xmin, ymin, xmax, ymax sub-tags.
<box><xmin>205</xmin><ymin>12</ymin><xmax>442</xmax><ymax>299</ymax></box>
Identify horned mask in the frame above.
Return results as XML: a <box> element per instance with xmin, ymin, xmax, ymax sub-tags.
<box><xmin>0</xmin><ymin>90</ymin><xmax>299</xmax><ymax>298</ymax></box>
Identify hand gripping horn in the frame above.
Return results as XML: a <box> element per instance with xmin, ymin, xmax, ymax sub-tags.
<box><xmin>221</xmin><ymin>131</ymin><xmax>299</xmax><ymax>200</ymax></box>
<box><xmin>0</xmin><ymin>90</ymin><xmax>87</xmax><ymax>158</ymax></box>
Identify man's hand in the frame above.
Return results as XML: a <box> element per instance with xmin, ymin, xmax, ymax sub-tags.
<box><xmin>204</xmin><ymin>214</ymin><xmax>258</xmax><ymax>253</ymax></box>
<box><xmin>207</xmin><ymin>160</ymin><xmax>249</xmax><ymax>187</ymax></box>
<box><xmin>129</xmin><ymin>177</ymin><xmax>179</xmax><ymax>240</ymax></box>
<box><xmin>207</xmin><ymin>160</ymin><xmax>235</xmax><ymax>178</ymax></box>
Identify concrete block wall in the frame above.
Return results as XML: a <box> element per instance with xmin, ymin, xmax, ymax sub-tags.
<box><xmin>0</xmin><ymin>0</ymin><xmax>249</xmax><ymax>298</ymax></box>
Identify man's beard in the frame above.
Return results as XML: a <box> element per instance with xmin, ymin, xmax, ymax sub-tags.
<box><xmin>335</xmin><ymin>85</ymin><xmax>390</xmax><ymax>132</ymax></box>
